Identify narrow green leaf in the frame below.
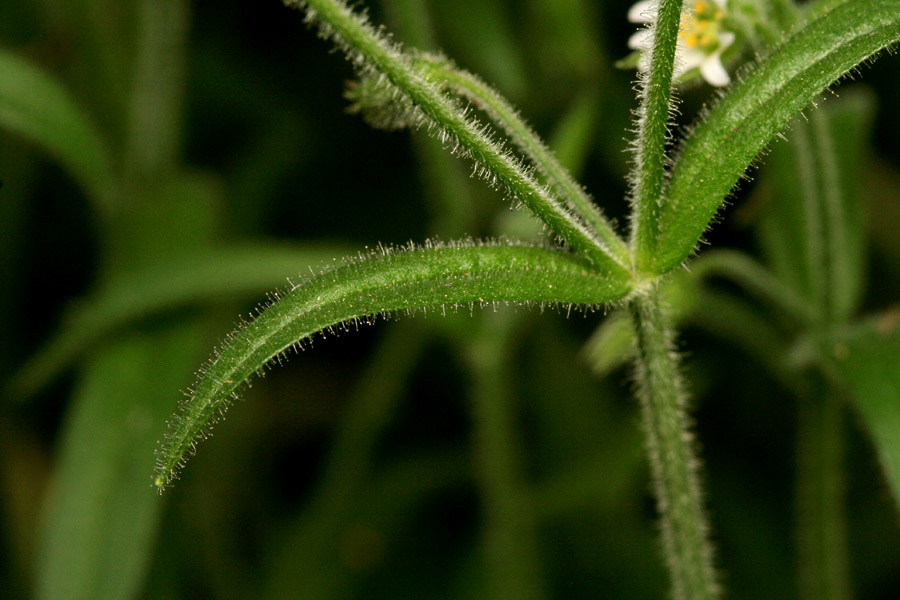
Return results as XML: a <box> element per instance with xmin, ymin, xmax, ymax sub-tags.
<box><xmin>36</xmin><ymin>324</ymin><xmax>205</xmax><ymax>600</ymax></box>
<box><xmin>655</xmin><ymin>0</ymin><xmax>900</xmax><ymax>273</ymax></box>
<box><xmin>0</xmin><ymin>48</ymin><xmax>113</xmax><ymax>207</ymax></box>
<box><xmin>9</xmin><ymin>244</ymin><xmax>348</xmax><ymax>400</ymax></box>
<box><xmin>154</xmin><ymin>242</ymin><xmax>632</xmax><ymax>489</ymax></box>
<box><xmin>413</xmin><ymin>55</ymin><xmax>629</xmax><ymax>262</ymax></box>
<box><xmin>827</xmin><ymin>314</ymin><xmax>900</xmax><ymax>514</ymax></box>
<box><xmin>287</xmin><ymin>0</ymin><xmax>630</xmax><ymax>276</ymax></box>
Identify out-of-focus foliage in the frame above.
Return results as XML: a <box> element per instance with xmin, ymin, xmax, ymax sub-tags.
<box><xmin>1</xmin><ymin>1</ymin><xmax>899</xmax><ymax>599</ymax></box>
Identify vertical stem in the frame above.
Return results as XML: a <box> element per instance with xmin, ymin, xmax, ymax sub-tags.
<box><xmin>629</xmin><ymin>288</ymin><xmax>719</xmax><ymax>600</ymax></box>
<box><xmin>796</xmin><ymin>379</ymin><xmax>850</xmax><ymax>600</ymax></box>
<box><xmin>124</xmin><ymin>0</ymin><xmax>189</xmax><ymax>183</ymax></box>
<box><xmin>630</xmin><ymin>0</ymin><xmax>684</xmax><ymax>272</ymax></box>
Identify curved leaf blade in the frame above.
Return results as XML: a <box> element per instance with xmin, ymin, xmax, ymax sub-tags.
<box><xmin>153</xmin><ymin>242</ymin><xmax>632</xmax><ymax>489</ymax></box>
<box><xmin>654</xmin><ymin>0</ymin><xmax>900</xmax><ymax>273</ymax></box>
<box><xmin>0</xmin><ymin>48</ymin><xmax>114</xmax><ymax>206</ymax></box>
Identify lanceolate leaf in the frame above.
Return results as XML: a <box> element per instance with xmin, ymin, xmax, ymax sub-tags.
<box><xmin>654</xmin><ymin>0</ymin><xmax>900</xmax><ymax>274</ymax></box>
<box><xmin>154</xmin><ymin>242</ymin><xmax>632</xmax><ymax>489</ymax></box>
<box><xmin>286</xmin><ymin>0</ymin><xmax>629</xmax><ymax>277</ymax></box>
<box><xmin>629</xmin><ymin>0</ymin><xmax>684</xmax><ymax>273</ymax></box>
<box><xmin>37</xmin><ymin>324</ymin><xmax>205</xmax><ymax>600</ymax></box>
<box><xmin>412</xmin><ymin>54</ymin><xmax>629</xmax><ymax>262</ymax></box>
<box><xmin>0</xmin><ymin>48</ymin><xmax>113</xmax><ymax>207</ymax></box>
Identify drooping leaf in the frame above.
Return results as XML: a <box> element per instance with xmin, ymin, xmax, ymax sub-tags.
<box><xmin>654</xmin><ymin>0</ymin><xmax>900</xmax><ymax>273</ymax></box>
<box><xmin>0</xmin><ymin>48</ymin><xmax>113</xmax><ymax>206</ymax></box>
<box><xmin>154</xmin><ymin>242</ymin><xmax>633</xmax><ymax>489</ymax></box>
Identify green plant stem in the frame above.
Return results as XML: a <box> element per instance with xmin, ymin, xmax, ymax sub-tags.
<box><xmin>123</xmin><ymin>0</ymin><xmax>188</xmax><ymax>184</ymax></box>
<box><xmin>796</xmin><ymin>378</ymin><xmax>850</xmax><ymax>600</ymax></box>
<box><xmin>288</xmin><ymin>0</ymin><xmax>629</xmax><ymax>277</ymax></box>
<box><xmin>630</xmin><ymin>0</ymin><xmax>684</xmax><ymax>272</ymax></box>
<box><xmin>629</xmin><ymin>288</ymin><xmax>718</xmax><ymax>600</ymax></box>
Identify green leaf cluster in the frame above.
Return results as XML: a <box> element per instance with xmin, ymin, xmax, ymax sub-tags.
<box><xmin>2</xmin><ymin>0</ymin><xmax>900</xmax><ymax>599</ymax></box>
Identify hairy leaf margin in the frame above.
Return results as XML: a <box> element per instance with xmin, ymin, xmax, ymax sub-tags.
<box><xmin>654</xmin><ymin>0</ymin><xmax>900</xmax><ymax>273</ymax></box>
<box><xmin>154</xmin><ymin>241</ymin><xmax>632</xmax><ymax>489</ymax></box>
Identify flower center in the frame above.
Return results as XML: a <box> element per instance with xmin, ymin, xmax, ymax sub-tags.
<box><xmin>679</xmin><ymin>0</ymin><xmax>725</xmax><ymax>53</ymax></box>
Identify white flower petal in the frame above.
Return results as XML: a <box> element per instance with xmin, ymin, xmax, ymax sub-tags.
<box><xmin>628</xmin><ymin>29</ymin><xmax>653</xmax><ymax>51</ymax></box>
<box><xmin>718</xmin><ymin>31</ymin><xmax>736</xmax><ymax>50</ymax></box>
<box><xmin>700</xmin><ymin>55</ymin><xmax>730</xmax><ymax>86</ymax></box>
<box><xmin>678</xmin><ymin>47</ymin><xmax>707</xmax><ymax>73</ymax></box>
<box><xmin>628</xmin><ymin>1</ymin><xmax>656</xmax><ymax>23</ymax></box>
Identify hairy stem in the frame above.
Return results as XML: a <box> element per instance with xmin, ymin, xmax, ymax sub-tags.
<box><xmin>629</xmin><ymin>288</ymin><xmax>719</xmax><ymax>600</ymax></box>
<box><xmin>630</xmin><ymin>0</ymin><xmax>684</xmax><ymax>272</ymax></box>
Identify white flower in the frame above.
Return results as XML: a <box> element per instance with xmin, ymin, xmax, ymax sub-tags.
<box><xmin>627</xmin><ymin>0</ymin><xmax>735</xmax><ymax>87</ymax></box>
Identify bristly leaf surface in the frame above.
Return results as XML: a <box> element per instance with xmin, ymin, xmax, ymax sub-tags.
<box><xmin>654</xmin><ymin>0</ymin><xmax>900</xmax><ymax>274</ymax></box>
<box><xmin>154</xmin><ymin>242</ymin><xmax>631</xmax><ymax>488</ymax></box>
